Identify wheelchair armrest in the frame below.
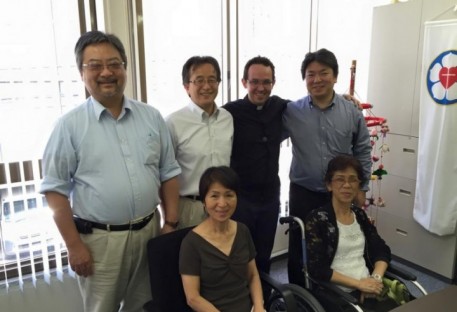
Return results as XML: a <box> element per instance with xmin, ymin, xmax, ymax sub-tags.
<box><xmin>387</xmin><ymin>263</ymin><xmax>417</xmax><ymax>281</ymax></box>
<box><xmin>260</xmin><ymin>271</ymin><xmax>298</xmax><ymax>312</ymax></box>
<box><xmin>317</xmin><ymin>280</ymin><xmax>359</xmax><ymax>304</ymax></box>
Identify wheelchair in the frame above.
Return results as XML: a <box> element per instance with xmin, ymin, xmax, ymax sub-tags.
<box><xmin>280</xmin><ymin>215</ymin><xmax>428</xmax><ymax>312</ymax></box>
<box><xmin>142</xmin><ymin>226</ymin><xmax>326</xmax><ymax>312</ymax></box>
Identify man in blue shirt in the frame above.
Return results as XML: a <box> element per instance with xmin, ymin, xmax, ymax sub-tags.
<box><xmin>283</xmin><ymin>48</ymin><xmax>372</xmax><ymax>287</ymax></box>
<box><xmin>40</xmin><ymin>31</ymin><xmax>181</xmax><ymax>312</ymax></box>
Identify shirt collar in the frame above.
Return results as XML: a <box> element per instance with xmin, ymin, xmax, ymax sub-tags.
<box><xmin>188</xmin><ymin>100</ymin><xmax>220</xmax><ymax>121</ymax></box>
<box><xmin>243</xmin><ymin>94</ymin><xmax>268</xmax><ymax>110</ymax></box>
<box><xmin>91</xmin><ymin>96</ymin><xmax>131</xmax><ymax>120</ymax></box>
<box><xmin>308</xmin><ymin>92</ymin><xmax>336</xmax><ymax>110</ymax></box>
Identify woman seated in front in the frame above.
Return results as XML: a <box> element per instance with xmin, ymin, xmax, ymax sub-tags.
<box><xmin>306</xmin><ymin>155</ymin><xmax>398</xmax><ymax>311</ymax></box>
<box><xmin>179</xmin><ymin>166</ymin><xmax>265</xmax><ymax>312</ymax></box>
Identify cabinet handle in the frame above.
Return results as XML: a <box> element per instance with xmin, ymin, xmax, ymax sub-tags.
<box><xmin>399</xmin><ymin>189</ymin><xmax>412</xmax><ymax>196</ymax></box>
<box><xmin>402</xmin><ymin>148</ymin><xmax>415</xmax><ymax>154</ymax></box>
<box><xmin>396</xmin><ymin>229</ymin><xmax>408</xmax><ymax>236</ymax></box>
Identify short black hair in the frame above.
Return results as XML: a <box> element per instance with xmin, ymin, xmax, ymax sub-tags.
<box><xmin>199</xmin><ymin>166</ymin><xmax>240</xmax><ymax>202</ymax></box>
<box><xmin>300</xmin><ymin>48</ymin><xmax>338</xmax><ymax>80</ymax></box>
<box><xmin>182</xmin><ymin>56</ymin><xmax>221</xmax><ymax>85</ymax></box>
<box><xmin>242</xmin><ymin>56</ymin><xmax>276</xmax><ymax>82</ymax></box>
<box><xmin>324</xmin><ymin>155</ymin><xmax>366</xmax><ymax>187</ymax></box>
<box><xmin>74</xmin><ymin>30</ymin><xmax>127</xmax><ymax>73</ymax></box>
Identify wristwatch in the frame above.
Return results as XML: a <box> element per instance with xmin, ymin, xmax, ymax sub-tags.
<box><xmin>165</xmin><ymin>220</ymin><xmax>179</xmax><ymax>229</ymax></box>
<box><xmin>371</xmin><ymin>273</ymin><xmax>382</xmax><ymax>282</ymax></box>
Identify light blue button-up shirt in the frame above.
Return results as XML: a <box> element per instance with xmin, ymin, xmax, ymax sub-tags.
<box><xmin>283</xmin><ymin>93</ymin><xmax>372</xmax><ymax>192</ymax></box>
<box><xmin>40</xmin><ymin>96</ymin><xmax>181</xmax><ymax>224</ymax></box>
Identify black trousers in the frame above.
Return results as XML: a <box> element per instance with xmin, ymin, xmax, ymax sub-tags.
<box><xmin>287</xmin><ymin>182</ymin><xmax>330</xmax><ymax>287</ymax></box>
<box><xmin>231</xmin><ymin>193</ymin><xmax>280</xmax><ymax>274</ymax></box>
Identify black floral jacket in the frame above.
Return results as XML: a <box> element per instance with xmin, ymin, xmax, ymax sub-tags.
<box><xmin>305</xmin><ymin>203</ymin><xmax>391</xmax><ymax>282</ymax></box>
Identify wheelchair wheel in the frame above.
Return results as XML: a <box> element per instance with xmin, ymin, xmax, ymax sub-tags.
<box><xmin>266</xmin><ymin>283</ymin><xmax>325</xmax><ymax>312</ymax></box>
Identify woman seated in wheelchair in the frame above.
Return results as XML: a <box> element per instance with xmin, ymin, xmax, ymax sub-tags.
<box><xmin>305</xmin><ymin>155</ymin><xmax>399</xmax><ymax>311</ymax></box>
<box><xmin>179</xmin><ymin>166</ymin><xmax>265</xmax><ymax>312</ymax></box>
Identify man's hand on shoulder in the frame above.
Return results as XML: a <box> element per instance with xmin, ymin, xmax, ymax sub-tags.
<box><xmin>342</xmin><ymin>94</ymin><xmax>362</xmax><ymax>110</ymax></box>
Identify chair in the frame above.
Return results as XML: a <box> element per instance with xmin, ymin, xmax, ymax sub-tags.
<box><xmin>280</xmin><ymin>216</ymin><xmax>429</xmax><ymax>312</ymax></box>
<box><xmin>143</xmin><ymin>227</ymin><xmax>193</xmax><ymax>312</ymax></box>
<box><xmin>142</xmin><ymin>226</ymin><xmax>322</xmax><ymax>312</ymax></box>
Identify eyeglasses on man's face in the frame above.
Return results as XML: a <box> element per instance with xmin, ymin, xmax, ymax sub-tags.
<box><xmin>188</xmin><ymin>77</ymin><xmax>220</xmax><ymax>87</ymax></box>
<box><xmin>331</xmin><ymin>175</ymin><xmax>360</xmax><ymax>187</ymax></box>
<box><xmin>247</xmin><ymin>79</ymin><xmax>274</xmax><ymax>87</ymax></box>
<box><xmin>82</xmin><ymin>61</ymin><xmax>125</xmax><ymax>72</ymax></box>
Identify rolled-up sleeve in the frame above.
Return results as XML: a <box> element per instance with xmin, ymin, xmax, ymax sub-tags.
<box><xmin>40</xmin><ymin>119</ymin><xmax>76</xmax><ymax>197</ymax></box>
<box><xmin>157</xmin><ymin>114</ymin><xmax>181</xmax><ymax>182</ymax></box>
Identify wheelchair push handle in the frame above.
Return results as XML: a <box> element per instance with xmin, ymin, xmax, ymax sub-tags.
<box><xmin>279</xmin><ymin>216</ymin><xmax>305</xmax><ymax>239</ymax></box>
<box><xmin>279</xmin><ymin>216</ymin><xmax>295</xmax><ymax>225</ymax></box>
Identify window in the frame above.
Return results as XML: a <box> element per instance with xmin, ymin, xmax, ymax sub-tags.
<box><xmin>142</xmin><ymin>0</ymin><xmax>225</xmax><ymax>117</ymax></box>
<box><xmin>0</xmin><ymin>0</ymin><xmax>84</xmax><ymax>286</ymax></box>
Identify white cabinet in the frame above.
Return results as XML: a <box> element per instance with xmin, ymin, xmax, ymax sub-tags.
<box><xmin>368</xmin><ymin>174</ymin><xmax>415</xmax><ymax>221</ymax></box>
<box><xmin>367</xmin><ymin>1</ymin><xmax>422</xmax><ymax>137</ymax></box>
<box><xmin>375</xmin><ymin>208</ymin><xmax>457</xmax><ymax>279</ymax></box>
<box><xmin>381</xmin><ymin>134</ymin><xmax>418</xmax><ymax>180</ymax></box>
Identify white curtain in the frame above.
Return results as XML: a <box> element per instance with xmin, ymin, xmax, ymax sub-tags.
<box><xmin>413</xmin><ymin>20</ymin><xmax>457</xmax><ymax>236</ymax></box>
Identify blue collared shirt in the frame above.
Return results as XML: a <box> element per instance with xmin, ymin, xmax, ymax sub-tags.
<box><xmin>40</xmin><ymin>96</ymin><xmax>181</xmax><ymax>223</ymax></box>
<box><xmin>283</xmin><ymin>93</ymin><xmax>372</xmax><ymax>192</ymax></box>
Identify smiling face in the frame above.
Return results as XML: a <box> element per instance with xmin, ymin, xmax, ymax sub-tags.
<box><xmin>80</xmin><ymin>42</ymin><xmax>127</xmax><ymax>106</ymax></box>
<box><xmin>204</xmin><ymin>182</ymin><xmax>237</xmax><ymax>223</ymax></box>
<box><xmin>327</xmin><ymin>167</ymin><xmax>361</xmax><ymax>206</ymax></box>
<box><xmin>304</xmin><ymin>61</ymin><xmax>337</xmax><ymax>104</ymax></box>
<box><xmin>184</xmin><ymin>63</ymin><xmax>220</xmax><ymax>113</ymax></box>
<box><xmin>242</xmin><ymin>64</ymin><xmax>275</xmax><ymax>106</ymax></box>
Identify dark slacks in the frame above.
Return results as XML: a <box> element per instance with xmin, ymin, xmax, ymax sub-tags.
<box><xmin>287</xmin><ymin>182</ymin><xmax>330</xmax><ymax>286</ymax></box>
<box><xmin>231</xmin><ymin>193</ymin><xmax>280</xmax><ymax>274</ymax></box>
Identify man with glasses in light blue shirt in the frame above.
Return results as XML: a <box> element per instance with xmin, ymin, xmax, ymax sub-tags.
<box><xmin>166</xmin><ymin>56</ymin><xmax>233</xmax><ymax>229</ymax></box>
<box><xmin>40</xmin><ymin>31</ymin><xmax>181</xmax><ymax>312</ymax></box>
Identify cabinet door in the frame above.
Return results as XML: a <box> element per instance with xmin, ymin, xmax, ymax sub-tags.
<box><xmin>368</xmin><ymin>174</ymin><xmax>416</xmax><ymax>221</ymax></box>
<box><xmin>381</xmin><ymin>134</ymin><xmax>418</xmax><ymax>180</ymax></box>
<box><xmin>367</xmin><ymin>1</ymin><xmax>422</xmax><ymax>136</ymax></box>
<box><xmin>375</xmin><ymin>208</ymin><xmax>457</xmax><ymax>279</ymax></box>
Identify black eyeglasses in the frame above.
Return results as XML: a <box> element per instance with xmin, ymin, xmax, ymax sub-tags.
<box><xmin>188</xmin><ymin>77</ymin><xmax>220</xmax><ymax>87</ymax></box>
<box><xmin>82</xmin><ymin>61</ymin><xmax>125</xmax><ymax>72</ymax></box>
<box><xmin>247</xmin><ymin>79</ymin><xmax>274</xmax><ymax>87</ymax></box>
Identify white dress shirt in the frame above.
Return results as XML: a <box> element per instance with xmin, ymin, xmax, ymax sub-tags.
<box><xmin>166</xmin><ymin>101</ymin><xmax>233</xmax><ymax>196</ymax></box>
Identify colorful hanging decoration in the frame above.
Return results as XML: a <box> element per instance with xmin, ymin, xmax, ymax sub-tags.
<box><xmin>348</xmin><ymin>60</ymin><xmax>390</xmax><ymax>217</ymax></box>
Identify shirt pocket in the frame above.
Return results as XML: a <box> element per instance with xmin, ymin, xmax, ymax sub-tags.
<box><xmin>329</xmin><ymin>127</ymin><xmax>353</xmax><ymax>154</ymax></box>
<box><xmin>143</xmin><ymin>132</ymin><xmax>160</xmax><ymax>165</ymax></box>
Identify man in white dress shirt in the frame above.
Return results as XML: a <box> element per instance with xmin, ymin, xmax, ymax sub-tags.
<box><xmin>166</xmin><ymin>56</ymin><xmax>233</xmax><ymax>229</ymax></box>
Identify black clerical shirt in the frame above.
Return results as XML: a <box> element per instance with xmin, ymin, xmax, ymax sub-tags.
<box><xmin>223</xmin><ymin>95</ymin><xmax>289</xmax><ymax>202</ymax></box>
